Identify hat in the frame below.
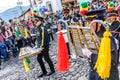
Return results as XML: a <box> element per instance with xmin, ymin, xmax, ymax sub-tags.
<box><xmin>85</xmin><ymin>8</ymin><xmax>106</xmax><ymax>20</ymax></box>
<box><xmin>106</xmin><ymin>10</ymin><xmax>118</xmax><ymax>17</ymax></box>
<box><xmin>74</xmin><ymin>4</ymin><xmax>79</xmax><ymax>8</ymax></box>
<box><xmin>63</xmin><ymin>8</ymin><xmax>69</xmax><ymax>13</ymax></box>
<box><xmin>34</xmin><ymin>15</ymin><xmax>44</xmax><ymax>21</ymax></box>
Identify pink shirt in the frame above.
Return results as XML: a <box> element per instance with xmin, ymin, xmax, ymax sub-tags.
<box><xmin>0</xmin><ymin>32</ymin><xmax>4</xmax><ymax>43</ymax></box>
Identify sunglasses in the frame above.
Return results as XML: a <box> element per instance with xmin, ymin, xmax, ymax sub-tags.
<box><xmin>34</xmin><ymin>20</ymin><xmax>39</xmax><ymax>24</ymax></box>
<box><xmin>64</xmin><ymin>12</ymin><xmax>69</xmax><ymax>14</ymax></box>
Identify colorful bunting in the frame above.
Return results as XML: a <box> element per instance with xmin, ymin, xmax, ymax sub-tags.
<box><xmin>23</xmin><ymin>59</ymin><xmax>30</xmax><ymax>73</ymax></box>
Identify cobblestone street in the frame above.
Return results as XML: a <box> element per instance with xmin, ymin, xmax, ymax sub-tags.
<box><xmin>0</xmin><ymin>34</ymin><xmax>119</xmax><ymax>80</ymax></box>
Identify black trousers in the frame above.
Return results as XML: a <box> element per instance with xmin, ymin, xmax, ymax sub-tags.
<box><xmin>17</xmin><ymin>39</ymin><xmax>23</xmax><ymax>51</ymax></box>
<box><xmin>49</xmin><ymin>33</ymin><xmax>54</xmax><ymax>41</ymax></box>
<box><xmin>37</xmin><ymin>46</ymin><xmax>55</xmax><ymax>74</ymax></box>
<box><xmin>89</xmin><ymin>67</ymin><xmax>119</xmax><ymax>80</ymax></box>
<box><xmin>66</xmin><ymin>43</ymin><xmax>71</xmax><ymax>56</ymax></box>
<box><xmin>108</xmin><ymin>66</ymin><xmax>119</xmax><ymax>80</ymax></box>
<box><xmin>23</xmin><ymin>38</ymin><xmax>32</xmax><ymax>47</ymax></box>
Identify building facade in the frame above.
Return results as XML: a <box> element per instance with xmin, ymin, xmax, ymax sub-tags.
<box><xmin>31</xmin><ymin>0</ymin><xmax>92</xmax><ymax>13</ymax></box>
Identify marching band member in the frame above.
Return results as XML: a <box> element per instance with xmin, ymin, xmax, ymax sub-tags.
<box><xmin>21</xmin><ymin>20</ymin><xmax>32</xmax><ymax>47</ymax></box>
<box><xmin>83</xmin><ymin>9</ymin><xmax>119</xmax><ymax>80</ymax></box>
<box><xmin>34</xmin><ymin>16</ymin><xmax>55</xmax><ymax>78</ymax></box>
<box><xmin>63</xmin><ymin>8</ymin><xmax>72</xmax><ymax>25</ymax></box>
<box><xmin>106</xmin><ymin>10</ymin><xmax>120</xmax><ymax>62</ymax></box>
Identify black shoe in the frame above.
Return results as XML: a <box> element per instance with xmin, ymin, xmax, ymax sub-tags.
<box><xmin>38</xmin><ymin>73</ymin><xmax>47</xmax><ymax>78</ymax></box>
<box><xmin>46</xmin><ymin>71</ymin><xmax>55</xmax><ymax>76</ymax></box>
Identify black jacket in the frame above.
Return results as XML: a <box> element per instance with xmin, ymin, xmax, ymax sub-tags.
<box><xmin>110</xmin><ymin>21</ymin><xmax>120</xmax><ymax>39</ymax></box>
<box><xmin>36</xmin><ymin>25</ymin><xmax>50</xmax><ymax>48</ymax></box>
<box><xmin>89</xmin><ymin>37</ymin><xmax>119</xmax><ymax>80</ymax></box>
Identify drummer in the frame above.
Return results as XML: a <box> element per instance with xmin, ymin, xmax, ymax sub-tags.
<box><xmin>82</xmin><ymin>9</ymin><xmax>119</xmax><ymax>80</ymax></box>
<box><xmin>85</xmin><ymin>8</ymin><xmax>106</xmax><ymax>27</ymax></box>
<box><xmin>85</xmin><ymin>9</ymin><xmax>105</xmax><ymax>38</ymax></box>
<box><xmin>106</xmin><ymin>10</ymin><xmax>120</xmax><ymax>32</ymax></box>
<box><xmin>106</xmin><ymin>10</ymin><xmax>120</xmax><ymax>60</ymax></box>
<box><xmin>73</xmin><ymin>4</ymin><xmax>81</xmax><ymax>23</ymax></box>
<box><xmin>63</xmin><ymin>8</ymin><xmax>72</xmax><ymax>25</ymax></box>
<box><xmin>87</xmin><ymin>24</ymin><xmax>119</xmax><ymax>80</ymax></box>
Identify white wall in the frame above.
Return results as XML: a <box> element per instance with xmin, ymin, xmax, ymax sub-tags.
<box><xmin>37</xmin><ymin>0</ymin><xmax>62</xmax><ymax>13</ymax></box>
<box><xmin>77</xmin><ymin>0</ymin><xmax>92</xmax><ymax>3</ymax></box>
<box><xmin>55</xmin><ymin>0</ymin><xmax>62</xmax><ymax>11</ymax></box>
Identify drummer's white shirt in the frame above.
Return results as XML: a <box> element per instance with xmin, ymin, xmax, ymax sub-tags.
<box><xmin>56</xmin><ymin>30</ymin><xmax>68</xmax><ymax>43</ymax></box>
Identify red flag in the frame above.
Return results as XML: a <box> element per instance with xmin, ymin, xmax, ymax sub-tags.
<box><xmin>56</xmin><ymin>32</ymin><xmax>70</xmax><ymax>72</ymax></box>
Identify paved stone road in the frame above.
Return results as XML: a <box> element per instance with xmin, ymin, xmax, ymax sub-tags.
<box><xmin>0</xmin><ymin>34</ymin><xmax>119</xmax><ymax>80</ymax></box>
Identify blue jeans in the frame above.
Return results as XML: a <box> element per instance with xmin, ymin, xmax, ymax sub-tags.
<box><xmin>0</xmin><ymin>43</ymin><xmax>8</xmax><ymax>61</ymax></box>
<box><xmin>5</xmin><ymin>40</ymin><xmax>12</xmax><ymax>50</ymax></box>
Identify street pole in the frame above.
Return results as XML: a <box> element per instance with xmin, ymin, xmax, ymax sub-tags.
<box><xmin>17</xmin><ymin>0</ymin><xmax>25</xmax><ymax>19</ymax></box>
<box><xmin>29</xmin><ymin>0</ymin><xmax>33</xmax><ymax>9</ymax></box>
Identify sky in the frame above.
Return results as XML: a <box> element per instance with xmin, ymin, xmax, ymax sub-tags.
<box><xmin>0</xmin><ymin>0</ymin><xmax>30</xmax><ymax>13</ymax></box>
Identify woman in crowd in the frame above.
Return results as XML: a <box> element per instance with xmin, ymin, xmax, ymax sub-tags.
<box><xmin>0</xmin><ymin>28</ymin><xmax>9</xmax><ymax>61</ymax></box>
<box><xmin>2</xmin><ymin>25</ymin><xmax>12</xmax><ymax>52</ymax></box>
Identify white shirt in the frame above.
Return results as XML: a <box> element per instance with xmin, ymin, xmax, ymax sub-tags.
<box><xmin>56</xmin><ymin>30</ymin><xmax>69</xmax><ymax>42</ymax></box>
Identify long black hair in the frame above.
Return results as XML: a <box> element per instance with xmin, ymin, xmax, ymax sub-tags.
<box><xmin>1</xmin><ymin>26</ymin><xmax>6</xmax><ymax>37</ymax></box>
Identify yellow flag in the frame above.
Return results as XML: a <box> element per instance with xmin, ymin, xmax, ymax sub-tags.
<box><xmin>24</xmin><ymin>27</ymin><xmax>29</xmax><ymax>38</ymax></box>
<box><xmin>23</xmin><ymin>59</ymin><xmax>30</xmax><ymax>73</ymax></box>
<box><xmin>94</xmin><ymin>29</ymin><xmax>111</xmax><ymax>79</ymax></box>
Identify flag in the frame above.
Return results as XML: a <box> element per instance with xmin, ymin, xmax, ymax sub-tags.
<box><xmin>23</xmin><ymin>59</ymin><xmax>30</xmax><ymax>73</ymax></box>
